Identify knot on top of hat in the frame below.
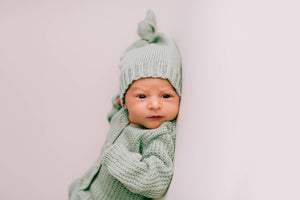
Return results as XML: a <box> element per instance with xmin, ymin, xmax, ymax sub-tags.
<box><xmin>137</xmin><ymin>10</ymin><xmax>155</xmax><ymax>41</ymax></box>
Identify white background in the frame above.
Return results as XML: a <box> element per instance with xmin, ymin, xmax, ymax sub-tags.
<box><xmin>1</xmin><ymin>0</ymin><xmax>300</xmax><ymax>199</ymax></box>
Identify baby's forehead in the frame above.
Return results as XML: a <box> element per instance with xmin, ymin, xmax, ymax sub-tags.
<box><xmin>129</xmin><ymin>85</ymin><xmax>172</xmax><ymax>91</ymax></box>
<box><xmin>129</xmin><ymin>78</ymin><xmax>174</xmax><ymax>90</ymax></box>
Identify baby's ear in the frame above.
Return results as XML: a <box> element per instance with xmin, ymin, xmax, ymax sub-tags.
<box><xmin>116</xmin><ymin>97</ymin><xmax>121</xmax><ymax>106</ymax></box>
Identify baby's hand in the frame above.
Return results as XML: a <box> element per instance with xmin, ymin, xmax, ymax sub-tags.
<box><xmin>116</xmin><ymin>97</ymin><xmax>121</xmax><ymax>106</ymax></box>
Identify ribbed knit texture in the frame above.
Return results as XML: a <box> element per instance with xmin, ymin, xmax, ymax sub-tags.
<box><xmin>69</xmin><ymin>107</ymin><xmax>176</xmax><ymax>200</ymax></box>
<box><xmin>119</xmin><ymin>10</ymin><xmax>182</xmax><ymax>104</ymax></box>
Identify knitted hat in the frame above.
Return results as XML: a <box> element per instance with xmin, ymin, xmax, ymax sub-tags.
<box><xmin>119</xmin><ymin>10</ymin><xmax>182</xmax><ymax>105</ymax></box>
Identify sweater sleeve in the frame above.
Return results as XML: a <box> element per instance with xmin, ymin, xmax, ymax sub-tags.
<box><xmin>107</xmin><ymin>94</ymin><xmax>122</xmax><ymax>123</ymax></box>
<box><xmin>103</xmin><ymin>123</ymin><xmax>176</xmax><ymax>198</ymax></box>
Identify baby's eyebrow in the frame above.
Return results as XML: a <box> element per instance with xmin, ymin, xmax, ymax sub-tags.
<box><xmin>129</xmin><ymin>86</ymin><xmax>176</xmax><ymax>93</ymax></box>
<box><xmin>130</xmin><ymin>86</ymin><xmax>146</xmax><ymax>91</ymax></box>
<box><xmin>160</xmin><ymin>87</ymin><xmax>176</xmax><ymax>92</ymax></box>
<box><xmin>129</xmin><ymin>87</ymin><xmax>149</xmax><ymax>94</ymax></box>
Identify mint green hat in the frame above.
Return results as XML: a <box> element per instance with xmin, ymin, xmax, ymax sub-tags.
<box><xmin>119</xmin><ymin>10</ymin><xmax>182</xmax><ymax>105</ymax></box>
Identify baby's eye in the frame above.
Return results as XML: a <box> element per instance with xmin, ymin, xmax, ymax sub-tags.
<box><xmin>162</xmin><ymin>94</ymin><xmax>170</xmax><ymax>98</ymax></box>
<box><xmin>138</xmin><ymin>94</ymin><xmax>146</xmax><ymax>99</ymax></box>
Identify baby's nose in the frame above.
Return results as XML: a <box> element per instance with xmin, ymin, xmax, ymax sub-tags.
<box><xmin>149</xmin><ymin>97</ymin><xmax>161</xmax><ymax>110</ymax></box>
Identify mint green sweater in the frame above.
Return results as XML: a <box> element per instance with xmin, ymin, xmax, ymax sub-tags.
<box><xmin>69</xmin><ymin>101</ymin><xmax>176</xmax><ymax>200</ymax></box>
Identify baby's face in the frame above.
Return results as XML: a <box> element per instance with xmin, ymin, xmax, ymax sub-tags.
<box><xmin>124</xmin><ymin>78</ymin><xmax>180</xmax><ymax>129</ymax></box>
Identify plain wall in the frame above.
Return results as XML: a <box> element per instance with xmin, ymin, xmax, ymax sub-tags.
<box><xmin>0</xmin><ymin>1</ymin><xmax>184</xmax><ymax>199</ymax></box>
<box><xmin>1</xmin><ymin>1</ymin><xmax>300</xmax><ymax>200</ymax></box>
<box><xmin>167</xmin><ymin>0</ymin><xmax>300</xmax><ymax>200</ymax></box>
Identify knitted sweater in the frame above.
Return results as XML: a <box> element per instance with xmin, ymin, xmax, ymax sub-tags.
<box><xmin>69</xmin><ymin>100</ymin><xmax>176</xmax><ymax>200</ymax></box>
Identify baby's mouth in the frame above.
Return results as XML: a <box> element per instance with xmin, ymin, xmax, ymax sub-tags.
<box><xmin>149</xmin><ymin>115</ymin><xmax>162</xmax><ymax>119</ymax></box>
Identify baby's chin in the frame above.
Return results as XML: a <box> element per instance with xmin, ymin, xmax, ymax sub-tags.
<box><xmin>142</xmin><ymin>121</ymin><xmax>165</xmax><ymax>129</ymax></box>
<box><xmin>144</xmin><ymin>124</ymin><xmax>161</xmax><ymax>129</ymax></box>
<box><xmin>130</xmin><ymin>121</ymin><xmax>163</xmax><ymax>129</ymax></box>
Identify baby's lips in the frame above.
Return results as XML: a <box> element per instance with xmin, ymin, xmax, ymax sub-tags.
<box><xmin>149</xmin><ymin>115</ymin><xmax>162</xmax><ymax>119</ymax></box>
